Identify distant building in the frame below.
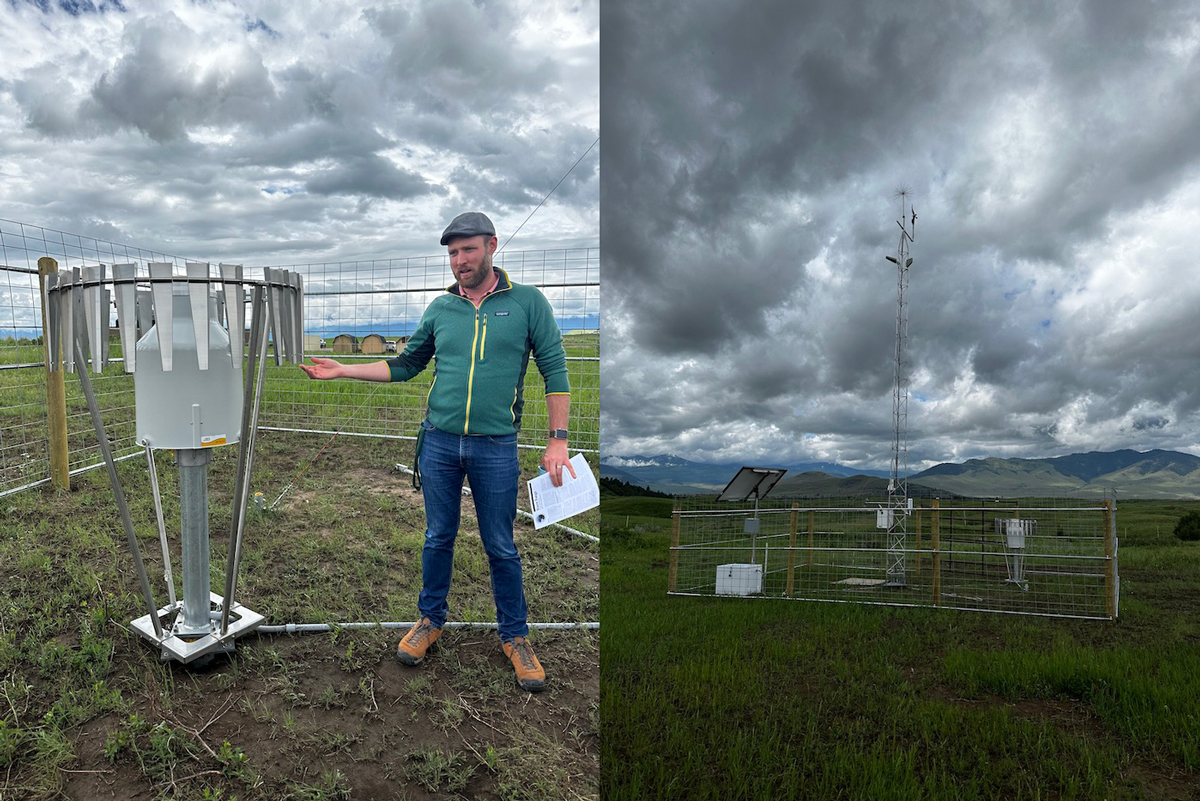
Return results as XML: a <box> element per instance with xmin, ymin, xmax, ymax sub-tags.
<box><xmin>331</xmin><ymin>334</ymin><xmax>359</xmax><ymax>354</ymax></box>
<box><xmin>360</xmin><ymin>333</ymin><xmax>388</xmax><ymax>355</ymax></box>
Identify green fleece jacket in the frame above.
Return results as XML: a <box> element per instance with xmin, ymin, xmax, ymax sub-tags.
<box><xmin>385</xmin><ymin>268</ymin><xmax>570</xmax><ymax>436</ymax></box>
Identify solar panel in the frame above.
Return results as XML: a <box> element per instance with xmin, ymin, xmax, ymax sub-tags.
<box><xmin>716</xmin><ymin>466</ymin><xmax>787</xmax><ymax>502</ymax></box>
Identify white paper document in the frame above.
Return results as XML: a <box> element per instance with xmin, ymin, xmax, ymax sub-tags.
<box><xmin>527</xmin><ymin>453</ymin><xmax>599</xmax><ymax>529</ymax></box>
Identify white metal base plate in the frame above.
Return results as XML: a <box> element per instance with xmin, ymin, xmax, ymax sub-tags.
<box><xmin>129</xmin><ymin>592</ymin><xmax>265</xmax><ymax>663</ymax></box>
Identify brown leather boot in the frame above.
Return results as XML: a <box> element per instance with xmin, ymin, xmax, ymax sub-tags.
<box><xmin>502</xmin><ymin>636</ymin><xmax>546</xmax><ymax>692</ymax></box>
<box><xmin>396</xmin><ymin>618</ymin><xmax>442</xmax><ymax>666</ymax></box>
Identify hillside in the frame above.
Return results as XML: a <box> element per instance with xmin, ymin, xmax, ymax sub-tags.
<box><xmin>772</xmin><ymin>472</ymin><xmax>951</xmax><ymax>499</ymax></box>
<box><xmin>604</xmin><ymin>449</ymin><xmax>1200</xmax><ymax>499</ymax></box>
<box><xmin>913</xmin><ymin>449</ymin><xmax>1200</xmax><ymax>499</ymax></box>
<box><xmin>599</xmin><ymin>477</ymin><xmax>672</xmax><ymax>499</ymax></box>
<box><xmin>599</xmin><ymin>453</ymin><xmax>889</xmax><ymax>496</ymax></box>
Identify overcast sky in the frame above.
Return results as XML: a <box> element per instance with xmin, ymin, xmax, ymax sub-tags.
<box><xmin>0</xmin><ymin>0</ymin><xmax>598</xmax><ymax>266</ymax></box>
<box><xmin>602</xmin><ymin>0</ymin><xmax>1200</xmax><ymax>472</ymax></box>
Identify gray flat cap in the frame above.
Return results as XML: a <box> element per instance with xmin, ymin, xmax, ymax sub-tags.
<box><xmin>440</xmin><ymin>211</ymin><xmax>496</xmax><ymax>245</ymax></box>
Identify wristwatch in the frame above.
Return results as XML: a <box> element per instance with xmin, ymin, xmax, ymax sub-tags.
<box><xmin>549</xmin><ymin>429</ymin><xmax>569</xmax><ymax>440</ymax></box>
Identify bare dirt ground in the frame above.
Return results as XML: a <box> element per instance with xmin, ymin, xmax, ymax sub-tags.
<box><xmin>60</xmin><ymin>628</ymin><xmax>598</xmax><ymax>800</ymax></box>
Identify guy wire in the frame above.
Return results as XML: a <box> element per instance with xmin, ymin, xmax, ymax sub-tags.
<box><xmin>499</xmin><ymin>136</ymin><xmax>599</xmax><ymax>254</ymax></box>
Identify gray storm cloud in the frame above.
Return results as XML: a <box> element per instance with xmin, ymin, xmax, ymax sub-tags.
<box><xmin>0</xmin><ymin>1</ymin><xmax>598</xmax><ymax>264</ymax></box>
<box><xmin>85</xmin><ymin>13</ymin><xmax>276</xmax><ymax>142</ymax></box>
<box><xmin>602</xmin><ymin>0</ymin><xmax>1200</xmax><ymax>469</ymax></box>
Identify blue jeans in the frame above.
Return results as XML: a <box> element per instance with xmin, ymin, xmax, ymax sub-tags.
<box><xmin>416</xmin><ymin>420</ymin><xmax>528</xmax><ymax>641</ymax></box>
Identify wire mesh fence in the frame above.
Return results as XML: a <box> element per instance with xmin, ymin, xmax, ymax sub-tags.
<box><xmin>0</xmin><ymin>219</ymin><xmax>186</xmax><ymax>494</ymax></box>
<box><xmin>668</xmin><ymin>497</ymin><xmax>1119</xmax><ymax>620</ymax></box>
<box><xmin>258</xmin><ymin>249</ymin><xmax>599</xmax><ymax>453</ymax></box>
<box><xmin>0</xmin><ymin>218</ymin><xmax>598</xmax><ymax>497</ymax></box>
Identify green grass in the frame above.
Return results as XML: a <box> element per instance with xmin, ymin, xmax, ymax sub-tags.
<box><xmin>602</xmin><ymin>496</ymin><xmax>1200</xmax><ymax>799</ymax></box>
<box><xmin>0</xmin><ymin>333</ymin><xmax>598</xmax><ymax>495</ymax></box>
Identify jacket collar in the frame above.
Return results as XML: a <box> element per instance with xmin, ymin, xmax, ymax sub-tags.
<box><xmin>446</xmin><ymin>266</ymin><xmax>513</xmax><ymax>298</ymax></box>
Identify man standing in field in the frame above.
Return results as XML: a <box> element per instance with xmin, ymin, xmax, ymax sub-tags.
<box><xmin>299</xmin><ymin>211</ymin><xmax>574</xmax><ymax>692</ymax></box>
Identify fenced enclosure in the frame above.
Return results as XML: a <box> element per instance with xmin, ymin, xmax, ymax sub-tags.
<box><xmin>0</xmin><ymin>219</ymin><xmax>598</xmax><ymax>497</ymax></box>
<box><xmin>668</xmin><ymin>497</ymin><xmax>1119</xmax><ymax>620</ymax></box>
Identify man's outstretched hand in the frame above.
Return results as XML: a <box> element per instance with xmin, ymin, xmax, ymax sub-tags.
<box><xmin>299</xmin><ymin>357</ymin><xmax>343</xmax><ymax>380</ymax></box>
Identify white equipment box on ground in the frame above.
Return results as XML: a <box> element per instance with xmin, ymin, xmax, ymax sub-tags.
<box><xmin>716</xmin><ymin>563</ymin><xmax>763</xmax><ymax>596</ymax></box>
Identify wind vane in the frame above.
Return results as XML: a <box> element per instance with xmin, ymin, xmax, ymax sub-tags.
<box><xmin>882</xmin><ymin>187</ymin><xmax>915</xmax><ymax>586</ymax></box>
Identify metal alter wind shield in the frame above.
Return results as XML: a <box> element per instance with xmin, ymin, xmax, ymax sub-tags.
<box><xmin>44</xmin><ymin>263</ymin><xmax>304</xmax><ymax>663</ymax></box>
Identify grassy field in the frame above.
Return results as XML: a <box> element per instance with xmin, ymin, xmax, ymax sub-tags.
<box><xmin>601</xmin><ymin>495</ymin><xmax>1200</xmax><ymax>800</ymax></box>
<box><xmin>1</xmin><ymin>331</ymin><xmax>598</xmax><ymax>496</ymax></box>
<box><xmin>1</xmin><ymin>432</ymin><xmax>598</xmax><ymax>799</ymax></box>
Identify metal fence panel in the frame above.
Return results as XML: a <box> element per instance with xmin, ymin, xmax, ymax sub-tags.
<box><xmin>0</xmin><ymin>219</ymin><xmax>598</xmax><ymax>497</ymax></box>
<box><xmin>669</xmin><ymin>497</ymin><xmax>1118</xmax><ymax>620</ymax></box>
<box><xmin>258</xmin><ymin>249</ymin><xmax>599</xmax><ymax>452</ymax></box>
<box><xmin>1</xmin><ymin>219</ymin><xmax>187</xmax><ymax>495</ymax></box>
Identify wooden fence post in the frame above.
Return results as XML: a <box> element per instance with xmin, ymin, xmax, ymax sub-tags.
<box><xmin>668</xmin><ymin>508</ymin><xmax>681</xmax><ymax>593</ymax></box>
<box><xmin>38</xmin><ymin>257</ymin><xmax>70</xmax><ymax>490</ymax></box>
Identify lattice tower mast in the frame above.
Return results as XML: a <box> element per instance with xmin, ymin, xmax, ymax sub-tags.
<box><xmin>885</xmin><ymin>190</ymin><xmax>915</xmax><ymax>586</ymax></box>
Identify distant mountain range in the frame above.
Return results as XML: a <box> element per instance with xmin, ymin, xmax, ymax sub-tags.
<box><xmin>913</xmin><ymin>449</ymin><xmax>1200</xmax><ymax>499</ymax></box>
<box><xmin>601</xmin><ymin>449</ymin><xmax>1200</xmax><ymax>499</ymax></box>
<box><xmin>599</xmin><ymin>454</ymin><xmax>889</xmax><ymax>495</ymax></box>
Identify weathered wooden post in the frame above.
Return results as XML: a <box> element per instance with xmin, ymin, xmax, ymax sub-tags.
<box><xmin>38</xmin><ymin>257</ymin><xmax>69</xmax><ymax>489</ymax></box>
